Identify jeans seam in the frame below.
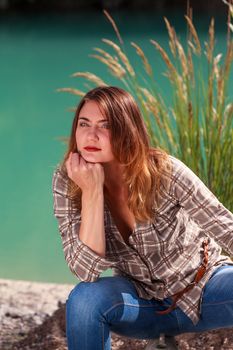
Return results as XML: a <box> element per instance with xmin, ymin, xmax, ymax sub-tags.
<box><xmin>101</xmin><ymin>321</ymin><xmax>105</xmax><ymax>350</ymax></box>
<box><xmin>174</xmin><ymin>308</ymin><xmax>182</xmax><ymax>334</ymax></box>
<box><xmin>103</xmin><ymin>302</ymin><xmax>159</xmax><ymax>317</ymax></box>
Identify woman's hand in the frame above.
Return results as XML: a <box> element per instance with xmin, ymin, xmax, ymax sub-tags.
<box><xmin>65</xmin><ymin>152</ymin><xmax>105</xmax><ymax>193</ymax></box>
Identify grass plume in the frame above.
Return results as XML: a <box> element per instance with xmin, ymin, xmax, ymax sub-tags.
<box><xmin>59</xmin><ymin>4</ymin><xmax>233</xmax><ymax>212</ymax></box>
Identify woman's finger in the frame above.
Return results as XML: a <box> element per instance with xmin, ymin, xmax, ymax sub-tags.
<box><xmin>70</xmin><ymin>152</ymin><xmax>80</xmax><ymax>172</ymax></box>
<box><xmin>66</xmin><ymin>161</ymin><xmax>71</xmax><ymax>178</ymax></box>
<box><xmin>79</xmin><ymin>154</ymin><xmax>88</xmax><ymax>168</ymax></box>
<box><xmin>65</xmin><ymin>152</ymin><xmax>72</xmax><ymax>178</ymax></box>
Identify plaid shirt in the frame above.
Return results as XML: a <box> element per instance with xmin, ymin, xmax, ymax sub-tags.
<box><xmin>52</xmin><ymin>155</ymin><xmax>233</xmax><ymax>324</ymax></box>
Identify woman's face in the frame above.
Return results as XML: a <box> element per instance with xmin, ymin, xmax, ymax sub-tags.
<box><xmin>75</xmin><ymin>100</ymin><xmax>115</xmax><ymax>164</ymax></box>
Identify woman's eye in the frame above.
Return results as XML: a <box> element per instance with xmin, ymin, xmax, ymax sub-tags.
<box><xmin>79</xmin><ymin>122</ymin><xmax>88</xmax><ymax>127</ymax></box>
<box><xmin>102</xmin><ymin>123</ymin><xmax>110</xmax><ymax>129</ymax></box>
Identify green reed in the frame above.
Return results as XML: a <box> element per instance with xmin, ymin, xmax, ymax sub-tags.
<box><xmin>58</xmin><ymin>4</ymin><xmax>233</xmax><ymax>211</ymax></box>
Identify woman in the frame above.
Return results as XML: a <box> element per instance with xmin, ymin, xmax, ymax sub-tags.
<box><xmin>52</xmin><ymin>86</ymin><xmax>233</xmax><ymax>350</ymax></box>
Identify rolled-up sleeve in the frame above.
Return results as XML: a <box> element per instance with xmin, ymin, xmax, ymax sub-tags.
<box><xmin>52</xmin><ymin>167</ymin><xmax>114</xmax><ymax>282</ymax></box>
<box><xmin>169</xmin><ymin>156</ymin><xmax>233</xmax><ymax>257</ymax></box>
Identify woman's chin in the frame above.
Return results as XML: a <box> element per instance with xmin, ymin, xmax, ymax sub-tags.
<box><xmin>80</xmin><ymin>151</ymin><xmax>113</xmax><ymax>164</ymax></box>
<box><xmin>81</xmin><ymin>153</ymin><xmax>101</xmax><ymax>163</ymax></box>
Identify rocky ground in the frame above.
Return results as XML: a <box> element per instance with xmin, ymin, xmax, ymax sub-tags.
<box><xmin>0</xmin><ymin>278</ymin><xmax>233</xmax><ymax>350</ymax></box>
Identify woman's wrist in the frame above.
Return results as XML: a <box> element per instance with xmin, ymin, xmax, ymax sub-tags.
<box><xmin>81</xmin><ymin>186</ymin><xmax>104</xmax><ymax>202</ymax></box>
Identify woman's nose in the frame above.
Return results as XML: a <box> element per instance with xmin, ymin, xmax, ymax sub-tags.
<box><xmin>87</xmin><ymin>127</ymin><xmax>99</xmax><ymax>140</ymax></box>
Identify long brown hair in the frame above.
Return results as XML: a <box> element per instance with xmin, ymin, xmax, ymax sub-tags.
<box><xmin>61</xmin><ymin>86</ymin><xmax>171</xmax><ymax>222</ymax></box>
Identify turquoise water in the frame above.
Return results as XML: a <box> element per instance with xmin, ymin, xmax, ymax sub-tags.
<box><xmin>0</xmin><ymin>11</ymin><xmax>231</xmax><ymax>284</ymax></box>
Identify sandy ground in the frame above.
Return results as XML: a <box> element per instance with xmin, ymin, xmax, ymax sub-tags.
<box><xmin>1</xmin><ymin>278</ymin><xmax>233</xmax><ymax>350</ymax></box>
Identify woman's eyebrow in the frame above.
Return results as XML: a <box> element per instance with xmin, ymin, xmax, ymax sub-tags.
<box><xmin>79</xmin><ymin>117</ymin><xmax>108</xmax><ymax>123</ymax></box>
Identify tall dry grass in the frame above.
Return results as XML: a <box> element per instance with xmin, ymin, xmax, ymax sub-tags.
<box><xmin>58</xmin><ymin>2</ymin><xmax>233</xmax><ymax>212</ymax></box>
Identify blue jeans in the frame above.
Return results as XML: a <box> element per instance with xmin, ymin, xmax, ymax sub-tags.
<box><xmin>66</xmin><ymin>265</ymin><xmax>233</xmax><ymax>349</ymax></box>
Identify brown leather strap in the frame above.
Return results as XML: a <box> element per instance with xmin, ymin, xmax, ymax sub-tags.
<box><xmin>157</xmin><ymin>239</ymin><xmax>209</xmax><ymax>315</ymax></box>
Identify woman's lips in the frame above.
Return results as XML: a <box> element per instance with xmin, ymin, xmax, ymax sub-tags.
<box><xmin>84</xmin><ymin>147</ymin><xmax>101</xmax><ymax>152</ymax></box>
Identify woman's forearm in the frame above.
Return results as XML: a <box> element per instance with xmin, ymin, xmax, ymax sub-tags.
<box><xmin>79</xmin><ymin>188</ymin><xmax>106</xmax><ymax>258</ymax></box>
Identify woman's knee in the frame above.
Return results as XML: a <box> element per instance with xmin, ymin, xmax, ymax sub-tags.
<box><xmin>67</xmin><ymin>280</ymin><xmax>101</xmax><ymax>317</ymax></box>
<box><xmin>66</xmin><ymin>276</ymin><xmax>130</xmax><ymax>317</ymax></box>
<box><xmin>203</xmin><ymin>265</ymin><xmax>233</xmax><ymax>303</ymax></box>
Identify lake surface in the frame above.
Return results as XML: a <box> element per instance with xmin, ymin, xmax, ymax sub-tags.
<box><xmin>0</xmin><ymin>10</ymin><xmax>231</xmax><ymax>283</ymax></box>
